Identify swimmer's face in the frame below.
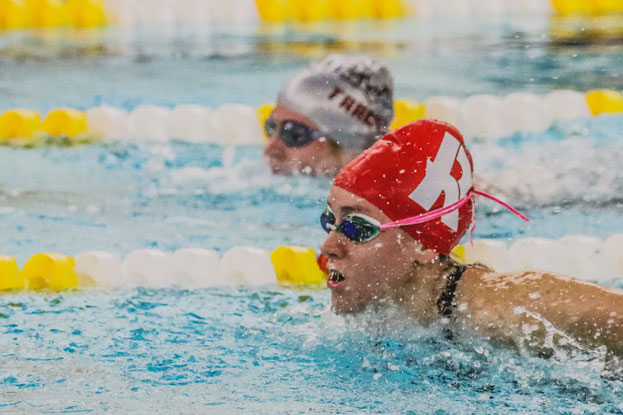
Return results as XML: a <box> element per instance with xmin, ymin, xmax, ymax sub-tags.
<box><xmin>263</xmin><ymin>105</ymin><xmax>346</xmax><ymax>176</ymax></box>
<box><xmin>320</xmin><ymin>186</ymin><xmax>432</xmax><ymax>314</ymax></box>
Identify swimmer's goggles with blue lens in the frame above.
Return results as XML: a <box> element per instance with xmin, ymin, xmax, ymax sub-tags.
<box><xmin>320</xmin><ymin>207</ymin><xmax>382</xmax><ymax>243</ymax></box>
<box><xmin>320</xmin><ymin>190</ymin><xmax>531</xmax><ymax>244</ymax></box>
<box><xmin>264</xmin><ymin>118</ymin><xmax>326</xmax><ymax>148</ymax></box>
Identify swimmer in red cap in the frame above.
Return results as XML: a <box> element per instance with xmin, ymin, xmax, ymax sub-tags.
<box><xmin>320</xmin><ymin>119</ymin><xmax>623</xmax><ymax>357</ymax></box>
<box><xmin>264</xmin><ymin>54</ymin><xmax>394</xmax><ymax>176</ymax></box>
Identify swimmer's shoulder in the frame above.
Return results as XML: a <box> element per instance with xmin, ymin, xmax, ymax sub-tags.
<box><xmin>455</xmin><ymin>266</ymin><xmax>564</xmax><ymax>314</ymax></box>
<box><xmin>460</xmin><ymin>266</ymin><xmax>623</xmax><ymax>317</ymax></box>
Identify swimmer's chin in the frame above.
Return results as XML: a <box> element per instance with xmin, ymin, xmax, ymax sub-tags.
<box><xmin>330</xmin><ymin>295</ymin><xmax>367</xmax><ymax>314</ymax></box>
<box><xmin>267</xmin><ymin>159</ymin><xmax>309</xmax><ymax>176</ymax></box>
<box><xmin>267</xmin><ymin>163</ymin><xmax>293</xmax><ymax>176</ymax></box>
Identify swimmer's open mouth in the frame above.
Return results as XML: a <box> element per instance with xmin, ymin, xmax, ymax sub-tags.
<box><xmin>327</xmin><ymin>269</ymin><xmax>345</xmax><ymax>289</ymax></box>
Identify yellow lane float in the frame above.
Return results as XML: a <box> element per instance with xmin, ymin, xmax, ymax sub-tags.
<box><xmin>63</xmin><ymin>0</ymin><xmax>106</xmax><ymax>28</ymax></box>
<box><xmin>0</xmin><ymin>255</ymin><xmax>25</xmax><ymax>290</ymax></box>
<box><xmin>550</xmin><ymin>0</ymin><xmax>591</xmax><ymax>14</ymax></box>
<box><xmin>42</xmin><ymin>108</ymin><xmax>89</xmax><ymax>139</ymax></box>
<box><xmin>551</xmin><ymin>0</ymin><xmax>623</xmax><ymax>14</ymax></box>
<box><xmin>292</xmin><ymin>0</ymin><xmax>331</xmax><ymax>21</ymax></box>
<box><xmin>0</xmin><ymin>0</ymin><xmax>27</xmax><ymax>29</ymax></box>
<box><xmin>593</xmin><ymin>0</ymin><xmax>623</xmax><ymax>13</ymax></box>
<box><xmin>271</xmin><ymin>246</ymin><xmax>327</xmax><ymax>285</ymax></box>
<box><xmin>450</xmin><ymin>245</ymin><xmax>467</xmax><ymax>264</ymax></box>
<box><xmin>255</xmin><ymin>0</ymin><xmax>407</xmax><ymax>22</ymax></box>
<box><xmin>392</xmin><ymin>99</ymin><xmax>426</xmax><ymax>130</ymax></box>
<box><xmin>585</xmin><ymin>89</ymin><xmax>623</xmax><ymax>116</ymax></box>
<box><xmin>0</xmin><ymin>109</ymin><xmax>41</xmax><ymax>141</ymax></box>
<box><xmin>255</xmin><ymin>0</ymin><xmax>292</xmax><ymax>22</ymax></box>
<box><xmin>373</xmin><ymin>0</ymin><xmax>406</xmax><ymax>19</ymax></box>
<box><xmin>331</xmin><ymin>0</ymin><xmax>374</xmax><ymax>20</ymax></box>
<box><xmin>25</xmin><ymin>0</ymin><xmax>65</xmax><ymax>27</ymax></box>
<box><xmin>21</xmin><ymin>253</ymin><xmax>78</xmax><ymax>291</ymax></box>
<box><xmin>256</xmin><ymin>103</ymin><xmax>275</xmax><ymax>140</ymax></box>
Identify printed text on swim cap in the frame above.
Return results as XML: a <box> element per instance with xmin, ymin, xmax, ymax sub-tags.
<box><xmin>328</xmin><ymin>86</ymin><xmax>388</xmax><ymax>133</ymax></box>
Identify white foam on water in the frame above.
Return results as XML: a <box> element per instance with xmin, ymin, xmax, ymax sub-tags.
<box><xmin>474</xmin><ymin>137</ymin><xmax>623</xmax><ymax>206</ymax></box>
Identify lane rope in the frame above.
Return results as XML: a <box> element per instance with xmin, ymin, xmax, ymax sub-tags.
<box><xmin>1</xmin><ymin>234</ymin><xmax>621</xmax><ymax>291</ymax></box>
<box><xmin>1</xmin><ymin>89</ymin><xmax>621</xmax><ymax>146</ymax></box>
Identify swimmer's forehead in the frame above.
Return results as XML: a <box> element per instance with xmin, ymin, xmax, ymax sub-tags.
<box><xmin>270</xmin><ymin>105</ymin><xmax>321</xmax><ymax>131</ymax></box>
<box><xmin>327</xmin><ymin>186</ymin><xmax>385</xmax><ymax>218</ymax></box>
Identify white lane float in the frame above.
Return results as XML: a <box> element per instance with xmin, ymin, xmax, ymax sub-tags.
<box><xmin>543</xmin><ymin>90</ymin><xmax>591</xmax><ymax>122</ymax></box>
<box><xmin>460</xmin><ymin>94</ymin><xmax>511</xmax><ymax>140</ymax></box>
<box><xmin>133</xmin><ymin>0</ymin><xmax>177</xmax><ymax>26</ymax></box>
<box><xmin>457</xmin><ymin>234</ymin><xmax>623</xmax><ymax>282</ymax></box>
<box><xmin>213</xmin><ymin>104</ymin><xmax>264</xmax><ymax>145</ymax></box>
<box><xmin>218</xmin><ymin>0</ymin><xmax>260</xmax><ymax>23</ymax></box>
<box><xmin>75</xmin><ymin>251</ymin><xmax>124</xmax><ymax>288</ymax></box>
<box><xmin>510</xmin><ymin>0</ymin><xmax>552</xmax><ymax>14</ymax></box>
<box><xmin>509</xmin><ymin>237</ymin><xmax>557</xmax><ymax>272</ymax></box>
<box><xmin>126</xmin><ymin>105</ymin><xmax>171</xmax><ymax>142</ymax></box>
<box><xmin>502</xmin><ymin>92</ymin><xmax>551</xmax><ymax>134</ymax></box>
<box><xmin>122</xmin><ymin>249</ymin><xmax>172</xmax><ymax>287</ymax></box>
<box><xmin>424</xmin><ymin>96</ymin><xmax>462</xmax><ymax>130</ymax></box>
<box><xmin>165</xmin><ymin>105</ymin><xmax>217</xmax><ymax>143</ymax></box>
<box><xmin>462</xmin><ymin>239</ymin><xmax>512</xmax><ymax>272</ymax></box>
<box><xmin>553</xmin><ymin>235</ymin><xmax>605</xmax><ymax>280</ymax></box>
<box><xmin>404</xmin><ymin>0</ymin><xmax>550</xmax><ymax>18</ymax></box>
<box><xmin>103</xmin><ymin>0</ymin><xmax>138</xmax><ymax>25</ymax></box>
<box><xmin>603</xmin><ymin>234</ymin><xmax>623</xmax><ymax>276</ymax></box>
<box><xmin>87</xmin><ymin>106</ymin><xmax>128</xmax><ymax>140</ymax></box>
<box><xmin>170</xmin><ymin>248</ymin><xmax>224</xmax><ymax>287</ymax></box>
<box><xmin>469</xmin><ymin>0</ymin><xmax>507</xmax><ymax>16</ymax></box>
<box><xmin>219</xmin><ymin>246</ymin><xmax>277</xmax><ymax>286</ymax></box>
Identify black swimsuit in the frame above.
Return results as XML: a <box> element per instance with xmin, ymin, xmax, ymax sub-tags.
<box><xmin>436</xmin><ymin>265</ymin><xmax>466</xmax><ymax>340</ymax></box>
<box><xmin>436</xmin><ymin>264</ymin><xmax>467</xmax><ymax>318</ymax></box>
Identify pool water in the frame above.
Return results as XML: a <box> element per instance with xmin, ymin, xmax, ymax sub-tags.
<box><xmin>2</xmin><ymin>287</ymin><xmax>623</xmax><ymax>414</ymax></box>
<box><xmin>1</xmin><ymin>16</ymin><xmax>623</xmax><ymax>414</ymax></box>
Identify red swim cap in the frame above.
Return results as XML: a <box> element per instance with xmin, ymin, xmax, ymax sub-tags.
<box><xmin>333</xmin><ymin>119</ymin><xmax>474</xmax><ymax>255</ymax></box>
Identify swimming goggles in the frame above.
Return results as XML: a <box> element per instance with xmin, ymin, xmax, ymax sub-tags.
<box><xmin>320</xmin><ymin>207</ymin><xmax>383</xmax><ymax>243</ymax></box>
<box><xmin>264</xmin><ymin>118</ymin><xmax>326</xmax><ymax>148</ymax></box>
<box><xmin>320</xmin><ymin>189</ymin><xmax>530</xmax><ymax>244</ymax></box>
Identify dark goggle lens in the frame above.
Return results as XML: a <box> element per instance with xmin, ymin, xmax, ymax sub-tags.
<box><xmin>340</xmin><ymin>220</ymin><xmax>360</xmax><ymax>240</ymax></box>
<box><xmin>321</xmin><ymin>208</ymin><xmax>381</xmax><ymax>243</ymax></box>
<box><xmin>280</xmin><ymin>121</ymin><xmax>315</xmax><ymax>148</ymax></box>
<box><xmin>343</xmin><ymin>216</ymin><xmax>381</xmax><ymax>242</ymax></box>
<box><xmin>320</xmin><ymin>209</ymin><xmax>335</xmax><ymax>233</ymax></box>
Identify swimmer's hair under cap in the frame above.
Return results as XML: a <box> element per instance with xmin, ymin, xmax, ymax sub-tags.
<box><xmin>277</xmin><ymin>54</ymin><xmax>394</xmax><ymax>151</ymax></box>
<box><xmin>334</xmin><ymin>119</ymin><xmax>475</xmax><ymax>255</ymax></box>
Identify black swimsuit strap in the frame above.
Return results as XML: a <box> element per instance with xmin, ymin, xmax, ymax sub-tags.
<box><xmin>436</xmin><ymin>264</ymin><xmax>467</xmax><ymax>317</ymax></box>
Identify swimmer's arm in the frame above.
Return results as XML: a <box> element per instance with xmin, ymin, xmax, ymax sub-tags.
<box><xmin>456</xmin><ymin>271</ymin><xmax>623</xmax><ymax>356</ymax></box>
<box><xmin>530</xmin><ymin>274</ymin><xmax>623</xmax><ymax>356</ymax></box>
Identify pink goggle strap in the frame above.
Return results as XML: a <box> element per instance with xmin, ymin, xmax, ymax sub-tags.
<box><xmin>379</xmin><ymin>193</ymin><xmax>473</xmax><ymax>231</ymax></box>
<box><xmin>378</xmin><ymin>189</ymin><xmax>530</xmax><ymax>242</ymax></box>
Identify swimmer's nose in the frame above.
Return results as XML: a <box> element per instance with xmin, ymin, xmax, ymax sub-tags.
<box><xmin>320</xmin><ymin>229</ymin><xmax>347</xmax><ymax>261</ymax></box>
<box><xmin>264</xmin><ymin>135</ymin><xmax>286</xmax><ymax>159</ymax></box>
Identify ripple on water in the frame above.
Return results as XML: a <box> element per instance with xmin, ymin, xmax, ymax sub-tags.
<box><xmin>1</xmin><ymin>288</ymin><xmax>623</xmax><ymax>414</ymax></box>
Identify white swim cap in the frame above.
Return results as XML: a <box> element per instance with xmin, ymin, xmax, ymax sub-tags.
<box><xmin>277</xmin><ymin>54</ymin><xmax>394</xmax><ymax>151</ymax></box>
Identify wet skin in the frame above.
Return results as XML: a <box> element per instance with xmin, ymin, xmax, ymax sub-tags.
<box><xmin>321</xmin><ymin>185</ymin><xmax>623</xmax><ymax>357</ymax></box>
<box><xmin>263</xmin><ymin>105</ymin><xmax>355</xmax><ymax>176</ymax></box>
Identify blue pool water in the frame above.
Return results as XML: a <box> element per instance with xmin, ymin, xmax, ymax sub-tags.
<box><xmin>2</xmin><ymin>287</ymin><xmax>623</xmax><ymax>414</ymax></box>
<box><xmin>1</xmin><ymin>16</ymin><xmax>623</xmax><ymax>414</ymax></box>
